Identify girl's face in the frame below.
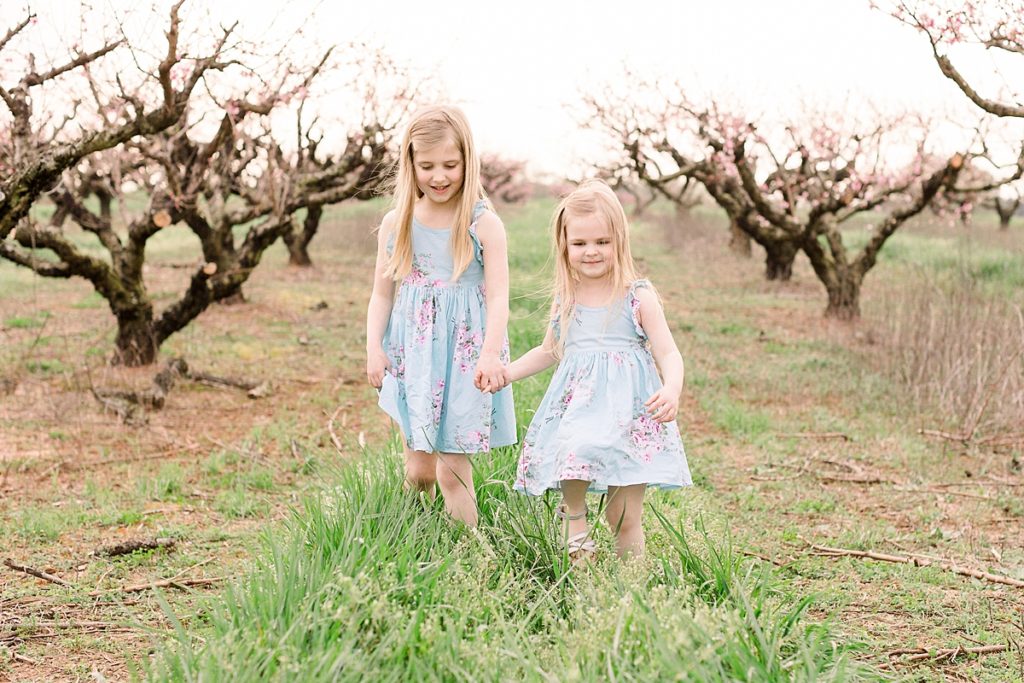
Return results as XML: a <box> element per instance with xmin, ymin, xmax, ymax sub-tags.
<box><xmin>564</xmin><ymin>211</ymin><xmax>614</xmax><ymax>282</ymax></box>
<box><xmin>413</xmin><ymin>136</ymin><xmax>464</xmax><ymax>206</ymax></box>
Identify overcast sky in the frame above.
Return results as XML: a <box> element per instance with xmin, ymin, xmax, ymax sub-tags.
<box><xmin>10</xmin><ymin>0</ymin><xmax>1021</xmax><ymax>176</ymax></box>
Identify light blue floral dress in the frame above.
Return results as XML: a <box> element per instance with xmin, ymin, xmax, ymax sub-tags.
<box><xmin>515</xmin><ymin>280</ymin><xmax>691</xmax><ymax>495</ymax></box>
<box><xmin>378</xmin><ymin>201</ymin><xmax>516</xmax><ymax>453</ymax></box>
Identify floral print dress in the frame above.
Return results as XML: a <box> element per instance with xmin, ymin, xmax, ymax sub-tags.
<box><xmin>514</xmin><ymin>280</ymin><xmax>691</xmax><ymax>495</ymax></box>
<box><xmin>378</xmin><ymin>201</ymin><xmax>516</xmax><ymax>453</ymax></box>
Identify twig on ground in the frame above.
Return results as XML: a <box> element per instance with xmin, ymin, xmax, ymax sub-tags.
<box><xmin>3</xmin><ymin>559</ymin><xmax>72</xmax><ymax>587</ymax></box>
<box><xmin>801</xmin><ymin>538</ymin><xmax>1024</xmax><ymax>588</ymax></box>
<box><xmin>888</xmin><ymin>644</ymin><xmax>1008</xmax><ymax>663</ymax></box>
<box><xmin>894</xmin><ymin>487</ymin><xmax>998</xmax><ymax>502</ymax></box>
<box><xmin>327</xmin><ymin>406</ymin><xmax>344</xmax><ymax>455</ymax></box>
<box><xmin>919</xmin><ymin>428</ymin><xmax>971</xmax><ymax>443</ymax></box>
<box><xmin>12</xmin><ymin>652</ymin><xmax>37</xmax><ymax>664</ymax></box>
<box><xmin>776</xmin><ymin>431</ymin><xmax>851</xmax><ymax>441</ymax></box>
<box><xmin>750</xmin><ymin>458</ymin><xmax>810</xmax><ymax>482</ymax></box>
<box><xmin>739</xmin><ymin>549</ymin><xmax>795</xmax><ymax>568</ymax></box>
<box><xmin>87</xmin><ymin>577</ymin><xmax>222</xmax><ymax>597</ymax></box>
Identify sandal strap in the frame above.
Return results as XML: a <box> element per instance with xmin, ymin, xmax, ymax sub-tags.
<box><xmin>566</xmin><ymin>531</ymin><xmax>597</xmax><ymax>553</ymax></box>
<box><xmin>555</xmin><ymin>504</ymin><xmax>588</xmax><ymax>521</ymax></box>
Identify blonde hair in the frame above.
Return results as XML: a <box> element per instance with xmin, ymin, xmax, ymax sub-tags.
<box><xmin>550</xmin><ymin>179</ymin><xmax>639</xmax><ymax>358</ymax></box>
<box><xmin>384</xmin><ymin>105</ymin><xmax>486</xmax><ymax>283</ymax></box>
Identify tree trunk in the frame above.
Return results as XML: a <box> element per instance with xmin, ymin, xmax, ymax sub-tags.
<box><xmin>113</xmin><ymin>307</ymin><xmax>159</xmax><ymax>366</ymax></box>
<box><xmin>823</xmin><ymin>275</ymin><xmax>861</xmax><ymax>320</ymax></box>
<box><xmin>284</xmin><ymin>206</ymin><xmax>321</xmax><ymax>267</ymax></box>
<box><xmin>1000</xmin><ymin>213</ymin><xmax>1012</xmax><ymax>230</ymax></box>
<box><xmin>97</xmin><ymin>191</ymin><xmax>113</xmax><ymax>221</ymax></box>
<box><xmin>764</xmin><ymin>241</ymin><xmax>797</xmax><ymax>281</ymax></box>
<box><xmin>728</xmin><ymin>219</ymin><xmax>752</xmax><ymax>257</ymax></box>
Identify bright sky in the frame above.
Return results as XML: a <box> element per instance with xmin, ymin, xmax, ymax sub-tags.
<box><xmin>9</xmin><ymin>0</ymin><xmax>1022</xmax><ymax>176</ymax></box>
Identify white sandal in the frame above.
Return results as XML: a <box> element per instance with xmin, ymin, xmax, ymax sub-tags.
<box><xmin>556</xmin><ymin>504</ymin><xmax>597</xmax><ymax>564</ymax></box>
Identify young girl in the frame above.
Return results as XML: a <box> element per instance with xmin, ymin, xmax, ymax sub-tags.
<box><xmin>509</xmin><ymin>179</ymin><xmax>691</xmax><ymax>560</ymax></box>
<box><xmin>365</xmin><ymin>105</ymin><xmax>516</xmax><ymax>527</ymax></box>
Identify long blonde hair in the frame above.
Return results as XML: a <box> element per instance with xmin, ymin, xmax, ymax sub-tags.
<box><xmin>550</xmin><ymin>179</ymin><xmax>639</xmax><ymax>358</ymax></box>
<box><xmin>384</xmin><ymin>105</ymin><xmax>485</xmax><ymax>283</ymax></box>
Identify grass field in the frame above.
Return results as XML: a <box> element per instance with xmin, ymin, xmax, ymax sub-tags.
<box><xmin>1</xmin><ymin>197</ymin><xmax>1021</xmax><ymax>681</ymax></box>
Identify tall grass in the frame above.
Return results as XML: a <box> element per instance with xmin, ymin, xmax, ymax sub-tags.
<box><xmin>871</xmin><ymin>268</ymin><xmax>1024</xmax><ymax>438</ymax></box>
<box><xmin>147</xmin><ymin>443</ymin><xmax>875</xmax><ymax>681</ymax></box>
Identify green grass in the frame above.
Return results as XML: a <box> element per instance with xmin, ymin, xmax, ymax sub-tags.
<box><xmin>147</xmin><ymin>446</ymin><xmax>873</xmax><ymax>682</ymax></box>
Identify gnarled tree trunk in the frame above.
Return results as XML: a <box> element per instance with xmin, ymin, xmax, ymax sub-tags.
<box><xmin>283</xmin><ymin>206</ymin><xmax>321</xmax><ymax>266</ymax></box>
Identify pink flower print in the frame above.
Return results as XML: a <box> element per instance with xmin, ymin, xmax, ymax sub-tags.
<box><xmin>456</xmin><ymin>429</ymin><xmax>489</xmax><ymax>453</ymax></box>
<box><xmin>388</xmin><ymin>344</ymin><xmax>406</xmax><ymax>379</ymax></box>
<box><xmin>431</xmin><ymin>380</ymin><xmax>445</xmax><ymax>426</ymax></box>
<box><xmin>404</xmin><ymin>254</ymin><xmax>433</xmax><ymax>287</ymax></box>
<box><xmin>413</xmin><ymin>297</ymin><xmax>436</xmax><ymax>346</ymax></box>
<box><xmin>453</xmin><ymin>323</ymin><xmax>483</xmax><ymax>374</ymax></box>
<box><xmin>611</xmin><ymin>352</ymin><xmax>625</xmax><ymax>366</ymax></box>
<box><xmin>561</xmin><ymin>451</ymin><xmax>592</xmax><ymax>481</ymax></box>
<box><xmin>628</xmin><ymin>413</ymin><xmax>665</xmax><ymax>463</ymax></box>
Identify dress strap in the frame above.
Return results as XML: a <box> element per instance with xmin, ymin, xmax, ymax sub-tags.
<box><xmin>628</xmin><ymin>279</ymin><xmax>653</xmax><ymax>339</ymax></box>
<box><xmin>467</xmin><ymin>199</ymin><xmax>489</xmax><ymax>265</ymax></box>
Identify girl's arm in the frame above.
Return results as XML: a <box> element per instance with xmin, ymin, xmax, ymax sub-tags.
<box><xmin>365</xmin><ymin>212</ymin><xmax>397</xmax><ymax>388</ymax></box>
<box><xmin>635</xmin><ymin>286</ymin><xmax>685</xmax><ymax>423</ymax></box>
<box><xmin>509</xmin><ymin>323</ymin><xmax>558</xmax><ymax>381</ymax></box>
<box><xmin>473</xmin><ymin>211</ymin><xmax>512</xmax><ymax>392</ymax></box>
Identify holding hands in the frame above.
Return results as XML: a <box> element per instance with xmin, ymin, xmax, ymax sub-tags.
<box><xmin>474</xmin><ymin>352</ymin><xmax>510</xmax><ymax>394</ymax></box>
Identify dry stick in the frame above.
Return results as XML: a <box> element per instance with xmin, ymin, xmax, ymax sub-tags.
<box><xmin>750</xmin><ymin>458</ymin><xmax>810</xmax><ymax>482</ymax></box>
<box><xmin>87</xmin><ymin>576</ymin><xmax>222</xmax><ymax>597</ymax></box>
<box><xmin>919</xmin><ymin>428</ymin><xmax>971</xmax><ymax>443</ymax></box>
<box><xmin>801</xmin><ymin>539</ymin><xmax>1024</xmax><ymax>588</ymax></box>
<box><xmin>3</xmin><ymin>559</ymin><xmax>72</xmax><ymax>587</ymax></box>
<box><xmin>739</xmin><ymin>550</ymin><xmax>794</xmax><ymax>568</ymax></box>
<box><xmin>888</xmin><ymin>644</ymin><xmax>1009</xmax><ymax>663</ymax></box>
<box><xmin>12</xmin><ymin>652</ymin><xmax>37</xmax><ymax>665</ymax></box>
<box><xmin>776</xmin><ymin>431</ymin><xmax>851</xmax><ymax>441</ymax></box>
<box><xmin>894</xmin><ymin>487</ymin><xmax>998</xmax><ymax>502</ymax></box>
<box><xmin>327</xmin><ymin>406</ymin><xmax>344</xmax><ymax>455</ymax></box>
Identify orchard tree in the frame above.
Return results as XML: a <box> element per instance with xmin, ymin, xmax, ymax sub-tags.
<box><xmin>587</xmin><ymin>82</ymin><xmax>971</xmax><ymax>318</ymax></box>
<box><xmin>0</xmin><ymin>2</ymin><xmax>228</xmax><ymax>249</ymax></box>
<box><xmin>891</xmin><ymin>2</ymin><xmax>1024</xmax><ymax>227</ymax></box>
<box><xmin>480</xmin><ymin>153</ymin><xmax>531</xmax><ymax>204</ymax></box>
<box><xmin>279</xmin><ymin>47</ymin><xmax>417</xmax><ymax>266</ymax></box>
<box><xmin>2</xmin><ymin>7</ymin><xmax>399</xmax><ymax>365</ymax></box>
<box><xmin>893</xmin><ymin>1</ymin><xmax>1024</xmax><ymax>120</ymax></box>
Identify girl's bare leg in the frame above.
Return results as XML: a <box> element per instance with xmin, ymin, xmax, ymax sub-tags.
<box><xmin>436</xmin><ymin>453</ymin><xmax>478</xmax><ymax>526</ymax></box>
<box><xmin>402</xmin><ymin>431</ymin><xmax>438</xmax><ymax>498</ymax></box>
<box><xmin>605</xmin><ymin>484</ymin><xmax>647</xmax><ymax>559</ymax></box>
<box><xmin>560</xmin><ymin>479</ymin><xmax>591</xmax><ymax>541</ymax></box>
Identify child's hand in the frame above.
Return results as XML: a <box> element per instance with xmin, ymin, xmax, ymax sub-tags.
<box><xmin>644</xmin><ymin>386</ymin><xmax>679</xmax><ymax>423</ymax></box>
<box><xmin>474</xmin><ymin>353</ymin><xmax>508</xmax><ymax>393</ymax></box>
<box><xmin>366</xmin><ymin>349</ymin><xmax>391</xmax><ymax>389</ymax></box>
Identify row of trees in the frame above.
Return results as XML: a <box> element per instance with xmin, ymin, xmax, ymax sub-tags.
<box><xmin>1</xmin><ymin>3</ymin><xmax>408</xmax><ymax>364</ymax></box>
<box><xmin>1</xmin><ymin>3</ymin><xmax>530</xmax><ymax>367</ymax></box>
<box><xmin>584</xmin><ymin>1</ymin><xmax>1024</xmax><ymax>320</ymax></box>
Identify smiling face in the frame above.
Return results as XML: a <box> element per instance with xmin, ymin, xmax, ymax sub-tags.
<box><xmin>564</xmin><ymin>211</ymin><xmax>615</xmax><ymax>282</ymax></box>
<box><xmin>413</xmin><ymin>136</ymin><xmax>464</xmax><ymax>206</ymax></box>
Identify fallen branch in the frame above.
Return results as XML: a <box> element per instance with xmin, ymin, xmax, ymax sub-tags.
<box><xmin>918</xmin><ymin>428</ymin><xmax>970</xmax><ymax>443</ymax></box>
<box><xmin>888</xmin><ymin>643</ymin><xmax>1009</xmax><ymax>663</ymax></box>
<box><xmin>87</xmin><ymin>576</ymin><xmax>222</xmax><ymax>596</ymax></box>
<box><xmin>802</xmin><ymin>539</ymin><xmax>1024</xmax><ymax>588</ymax></box>
<box><xmin>3</xmin><ymin>559</ymin><xmax>72</xmax><ymax>587</ymax></box>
